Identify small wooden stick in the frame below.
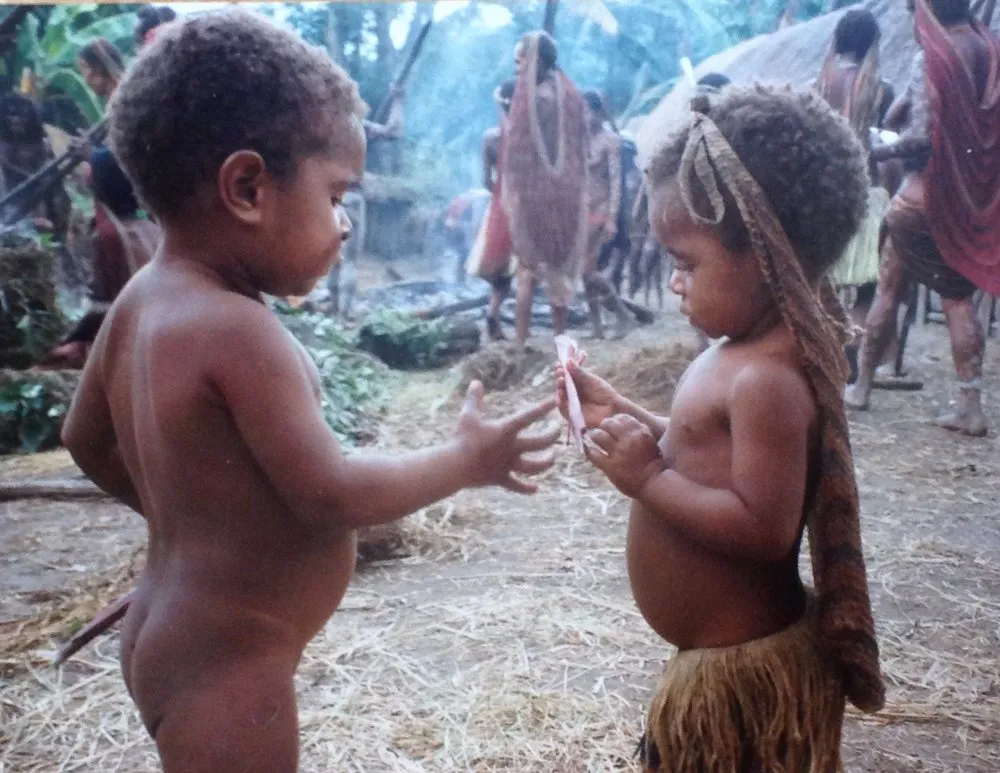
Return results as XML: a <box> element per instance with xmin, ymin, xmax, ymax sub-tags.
<box><xmin>54</xmin><ymin>591</ymin><xmax>133</xmax><ymax>666</ymax></box>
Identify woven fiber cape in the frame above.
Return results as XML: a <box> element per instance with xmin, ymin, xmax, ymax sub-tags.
<box><xmin>499</xmin><ymin>32</ymin><xmax>587</xmax><ymax>277</ymax></box>
<box><xmin>678</xmin><ymin>102</ymin><xmax>885</xmax><ymax>713</ymax></box>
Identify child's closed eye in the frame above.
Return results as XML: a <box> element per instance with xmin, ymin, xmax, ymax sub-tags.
<box><xmin>672</xmin><ymin>255</ymin><xmax>693</xmax><ymax>272</ymax></box>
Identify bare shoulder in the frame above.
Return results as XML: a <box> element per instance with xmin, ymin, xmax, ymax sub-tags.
<box><xmin>200</xmin><ymin>295</ymin><xmax>312</xmax><ymax>387</ymax></box>
<box><xmin>728</xmin><ymin>355</ymin><xmax>816</xmax><ymax>430</ymax></box>
<box><xmin>143</xmin><ymin>264</ymin><xmax>310</xmax><ymax>388</ymax></box>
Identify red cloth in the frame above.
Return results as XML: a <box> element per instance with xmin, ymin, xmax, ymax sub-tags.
<box><xmin>478</xmin><ymin>118</ymin><xmax>513</xmax><ymax>276</ymax></box>
<box><xmin>918</xmin><ymin>0</ymin><xmax>1000</xmax><ymax>294</ymax></box>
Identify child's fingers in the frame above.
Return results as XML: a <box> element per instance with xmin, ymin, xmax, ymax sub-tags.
<box><xmin>516</xmin><ymin>425</ymin><xmax>561</xmax><ymax>453</ymax></box>
<box><xmin>583</xmin><ymin>442</ymin><xmax>611</xmax><ymax>475</ymax></box>
<box><xmin>503</xmin><ymin>474</ymin><xmax>538</xmax><ymax>495</ymax></box>
<box><xmin>461</xmin><ymin>380</ymin><xmax>485</xmax><ymax>416</ymax></box>
<box><xmin>512</xmin><ymin>451</ymin><xmax>555</xmax><ymax>476</ymax></box>
<box><xmin>508</xmin><ymin>396</ymin><xmax>557</xmax><ymax>430</ymax></box>
<box><xmin>587</xmin><ymin>428</ymin><xmax>615</xmax><ymax>454</ymax></box>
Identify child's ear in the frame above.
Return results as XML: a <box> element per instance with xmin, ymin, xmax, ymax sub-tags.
<box><xmin>217</xmin><ymin>150</ymin><xmax>268</xmax><ymax>225</ymax></box>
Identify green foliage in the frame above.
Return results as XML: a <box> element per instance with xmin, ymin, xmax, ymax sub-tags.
<box><xmin>0</xmin><ymin>378</ymin><xmax>67</xmax><ymax>453</ymax></box>
<box><xmin>7</xmin><ymin>4</ymin><xmax>139</xmax><ymax>123</ymax></box>
<box><xmin>0</xmin><ymin>238</ymin><xmax>67</xmax><ymax>369</ymax></box>
<box><xmin>358</xmin><ymin>308</ymin><xmax>453</xmax><ymax>369</ymax></box>
<box><xmin>43</xmin><ymin>68</ymin><xmax>103</xmax><ymax>123</ymax></box>
<box><xmin>273</xmin><ymin>303</ymin><xmax>391</xmax><ymax>447</ymax></box>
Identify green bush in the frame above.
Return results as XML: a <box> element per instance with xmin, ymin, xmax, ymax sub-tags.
<box><xmin>273</xmin><ymin>303</ymin><xmax>392</xmax><ymax>447</ymax></box>
<box><xmin>0</xmin><ymin>371</ymin><xmax>76</xmax><ymax>454</ymax></box>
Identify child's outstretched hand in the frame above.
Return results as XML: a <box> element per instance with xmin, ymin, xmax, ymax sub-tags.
<box><xmin>555</xmin><ymin>359</ymin><xmax>620</xmax><ymax>430</ymax></box>
<box><xmin>585</xmin><ymin>414</ymin><xmax>663</xmax><ymax>498</ymax></box>
<box><xmin>456</xmin><ymin>381</ymin><xmax>560</xmax><ymax>494</ymax></box>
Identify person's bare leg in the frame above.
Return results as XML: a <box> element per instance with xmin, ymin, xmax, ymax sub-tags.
<box><xmin>845</xmin><ymin>241</ymin><xmax>908</xmax><ymax>410</ymax></box>
<box><xmin>936</xmin><ymin>295</ymin><xmax>988</xmax><ymax>437</ymax></box>
<box><xmin>551</xmin><ymin>305</ymin><xmax>568</xmax><ymax>337</ymax></box>
<box><xmin>486</xmin><ymin>275</ymin><xmax>510</xmax><ymax>341</ymax></box>
<box><xmin>586</xmin><ymin>286</ymin><xmax>605</xmax><ymax>339</ymax></box>
<box><xmin>155</xmin><ymin>658</ymin><xmax>298</xmax><ymax>773</ymax></box>
<box><xmin>584</xmin><ymin>232</ymin><xmax>606</xmax><ymax>339</ymax></box>
<box><xmin>652</xmin><ymin>251</ymin><xmax>664</xmax><ymax>311</ymax></box>
<box><xmin>514</xmin><ymin>269</ymin><xmax>535</xmax><ymax>346</ymax></box>
<box><xmin>845</xmin><ymin>284</ymin><xmax>873</xmax><ymax>383</ymax></box>
<box><xmin>610</xmin><ymin>245</ymin><xmax>627</xmax><ymax>296</ymax></box>
<box><xmin>627</xmin><ymin>241</ymin><xmax>643</xmax><ymax>300</ymax></box>
<box><xmin>586</xmin><ymin>272</ymin><xmax>632</xmax><ymax>340</ymax></box>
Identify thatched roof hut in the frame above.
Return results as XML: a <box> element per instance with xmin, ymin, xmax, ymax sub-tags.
<box><xmin>635</xmin><ymin>0</ymin><xmax>1000</xmax><ymax>162</ymax></box>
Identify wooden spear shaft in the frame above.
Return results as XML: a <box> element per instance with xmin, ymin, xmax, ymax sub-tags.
<box><xmin>373</xmin><ymin>19</ymin><xmax>432</xmax><ymax>125</ymax></box>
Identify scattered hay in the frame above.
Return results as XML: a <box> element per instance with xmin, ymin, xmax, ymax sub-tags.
<box><xmin>2</xmin><ymin>322</ymin><xmax>999</xmax><ymax>771</ymax></box>
<box><xmin>0</xmin><ymin>500</ymin><xmax>478</xmax><ymax>680</ymax></box>
<box><xmin>594</xmin><ymin>339</ymin><xmax>698</xmax><ymax>414</ymax></box>
<box><xmin>0</xmin><ymin>548</ymin><xmax>142</xmax><ymax>673</ymax></box>
<box><xmin>457</xmin><ymin>343</ymin><xmax>548</xmax><ymax>394</ymax></box>
<box><xmin>358</xmin><ymin>501</ymin><xmax>483</xmax><ymax>566</ymax></box>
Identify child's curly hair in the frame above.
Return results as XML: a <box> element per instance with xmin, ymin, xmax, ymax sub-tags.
<box><xmin>109</xmin><ymin>9</ymin><xmax>366</xmax><ymax>219</ymax></box>
<box><xmin>647</xmin><ymin>85</ymin><xmax>868</xmax><ymax>280</ymax></box>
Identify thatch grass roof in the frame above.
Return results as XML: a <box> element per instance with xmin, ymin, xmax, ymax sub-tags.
<box><xmin>636</xmin><ymin>1</ymin><xmax>1000</xmax><ymax>163</ymax></box>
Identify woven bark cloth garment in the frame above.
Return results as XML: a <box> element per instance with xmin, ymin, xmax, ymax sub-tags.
<box><xmin>886</xmin><ymin>178</ymin><xmax>977</xmax><ymax>299</ymax></box>
<box><xmin>676</xmin><ymin>104</ymin><xmax>884</xmax><ymax>713</ymax></box>
<box><xmin>642</xmin><ymin>597</ymin><xmax>845</xmax><ymax>773</ymax></box>
<box><xmin>500</xmin><ymin>32</ymin><xmax>587</xmax><ymax>290</ymax></box>
<box><xmin>917</xmin><ymin>0</ymin><xmax>1000</xmax><ymax>295</ymax></box>
<box><xmin>816</xmin><ymin>41</ymin><xmax>881</xmax><ymax>151</ymax></box>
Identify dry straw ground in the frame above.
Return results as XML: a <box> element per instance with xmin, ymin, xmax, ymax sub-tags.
<box><xmin>1</xmin><ymin>312</ymin><xmax>998</xmax><ymax>772</ymax></box>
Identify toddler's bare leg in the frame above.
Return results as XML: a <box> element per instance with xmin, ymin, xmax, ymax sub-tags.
<box><xmin>154</xmin><ymin>657</ymin><xmax>299</xmax><ymax>773</ymax></box>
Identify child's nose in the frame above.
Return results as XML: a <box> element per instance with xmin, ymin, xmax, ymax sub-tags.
<box><xmin>668</xmin><ymin>268</ymin><xmax>685</xmax><ymax>296</ymax></box>
<box><xmin>335</xmin><ymin>207</ymin><xmax>352</xmax><ymax>242</ymax></box>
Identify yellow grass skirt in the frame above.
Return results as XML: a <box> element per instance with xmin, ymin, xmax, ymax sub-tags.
<box><xmin>829</xmin><ymin>186</ymin><xmax>890</xmax><ymax>288</ymax></box>
<box><xmin>644</xmin><ymin>600</ymin><xmax>845</xmax><ymax>773</ymax></box>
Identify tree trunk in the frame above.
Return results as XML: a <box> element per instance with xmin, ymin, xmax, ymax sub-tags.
<box><xmin>543</xmin><ymin>0</ymin><xmax>558</xmax><ymax>35</ymax></box>
<box><xmin>324</xmin><ymin>4</ymin><xmax>344</xmax><ymax>66</ymax></box>
<box><xmin>374</xmin><ymin>5</ymin><xmax>395</xmax><ymax>98</ymax></box>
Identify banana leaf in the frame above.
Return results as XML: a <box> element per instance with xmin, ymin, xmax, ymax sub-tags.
<box><xmin>45</xmin><ymin>69</ymin><xmax>102</xmax><ymax>124</ymax></box>
<box><xmin>66</xmin><ymin>13</ymin><xmax>136</xmax><ymax>58</ymax></box>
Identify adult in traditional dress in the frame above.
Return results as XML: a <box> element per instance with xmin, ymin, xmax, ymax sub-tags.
<box><xmin>846</xmin><ymin>0</ymin><xmax>1000</xmax><ymax>436</ymax></box>
<box><xmin>501</xmin><ymin>31</ymin><xmax>588</xmax><ymax>345</ymax></box>
<box><xmin>581</xmin><ymin>90</ymin><xmax>630</xmax><ymax>339</ymax></box>
<box><xmin>815</xmin><ymin>10</ymin><xmax>893</xmax><ymax>377</ymax></box>
<box><xmin>466</xmin><ymin>79</ymin><xmax>516</xmax><ymax>340</ymax></box>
